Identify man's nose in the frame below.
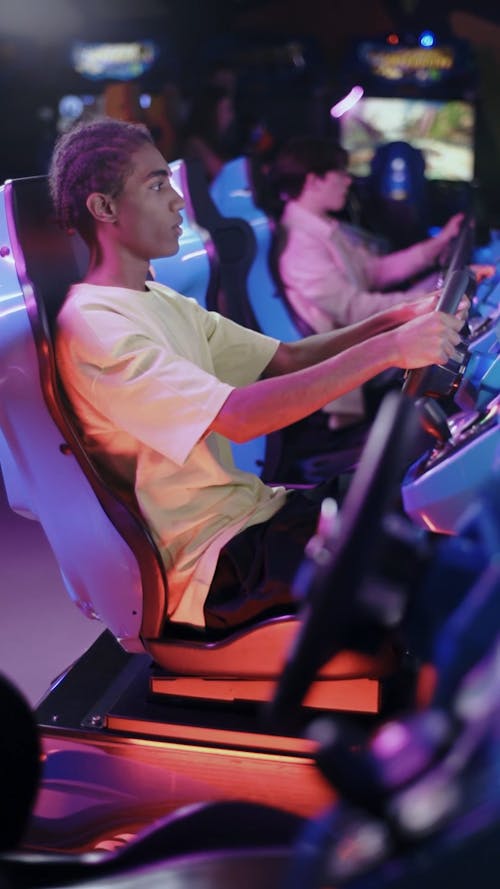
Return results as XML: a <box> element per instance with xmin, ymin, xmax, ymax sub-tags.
<box><xmin>173</xmin><ymin>189</ymin><xmax>185</xmax><ymax>210</ymax></box>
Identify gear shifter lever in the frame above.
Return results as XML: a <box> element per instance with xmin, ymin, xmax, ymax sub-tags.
<box><xmin>415</xmin><ymin>397</ymin><xmax>451</xmax><ymax>444</ymax></box>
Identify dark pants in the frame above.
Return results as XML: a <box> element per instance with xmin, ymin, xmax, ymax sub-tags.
<box><xmin>204</xmin><ymin>478</ymin><xmax>339</xmax><ymax>631</ymax></box>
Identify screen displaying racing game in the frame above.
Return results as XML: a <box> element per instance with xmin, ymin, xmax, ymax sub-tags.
<box><xmin>339</xmin><ymin>96</ymin><xmax>475</xmax><ymax>182</ymax></box>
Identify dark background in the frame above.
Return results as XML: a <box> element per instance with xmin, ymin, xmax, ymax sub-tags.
<box><xmin>2</xmin><ymin>0</ymin><xmax>500</xmax><ymax>221</ymax></box>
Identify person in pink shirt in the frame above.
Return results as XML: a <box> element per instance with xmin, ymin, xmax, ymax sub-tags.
<box><xmin>272</xmin><ymin>136</ymin><xmax>464</xmax><ymax>430</ymax></box>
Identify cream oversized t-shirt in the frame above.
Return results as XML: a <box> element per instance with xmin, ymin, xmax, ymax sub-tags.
<box><xmin>56</xmin><ymin>281</ymin><xmax>288</xmax><ymax>626</ymax></box>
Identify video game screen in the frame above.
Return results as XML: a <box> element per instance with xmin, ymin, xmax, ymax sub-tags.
<box><xmin>339</xmin><ymin>96</ymin><xmax>475</xmax><ymax>182</ymax></box>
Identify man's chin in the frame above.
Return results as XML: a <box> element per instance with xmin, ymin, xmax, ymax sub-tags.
<box><xmin>154</xmin><ymin>243</ymin><xmax>180</xmax><ymax>259</ymax></box>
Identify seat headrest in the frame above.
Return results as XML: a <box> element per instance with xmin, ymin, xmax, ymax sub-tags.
<box><xmin>8</xmin><ymin>175</ymin><xmax>88</xmax><ymax>336</ymax></box>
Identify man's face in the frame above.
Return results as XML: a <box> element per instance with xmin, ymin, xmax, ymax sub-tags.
<box><xmin>113</xmin><ymin>142</ymin><xmax>185</xmax><ymax>261</ymax></box>
<box><xmin>314</xmin><ymin>168</ymin><xmax>352</xmax><ymax>213</ymax></box>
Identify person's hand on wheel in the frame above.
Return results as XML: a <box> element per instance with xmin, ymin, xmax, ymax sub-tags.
<box><xmin>392</xmin><ymin>310</ymin><xmax>464</xmax><ymax>369</ymax></box>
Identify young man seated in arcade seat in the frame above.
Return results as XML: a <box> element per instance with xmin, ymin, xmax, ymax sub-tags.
<box><xmin>49</xmin><ymin>118</ymin><xmax>466</xmax><ymax>634</ymax></box>
<box><xmin>270</xmin><ymin>136</ymin><xmax>466</xmax><ymax>433</ymax></box>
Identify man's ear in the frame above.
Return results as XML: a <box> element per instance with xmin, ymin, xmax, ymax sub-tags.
<box><xmin>303</xmin><ymin>171</ymin><xmax>318</xmax><ymax>193</ymax></box>
<box><xmin>86</xmin><ymin>192</ymin><xmax>117</xmax><ymax>224</ymax></box>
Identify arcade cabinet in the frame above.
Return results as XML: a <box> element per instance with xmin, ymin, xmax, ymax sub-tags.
<box><xmin>336</xmin><ymin>31</ymin><xmax>477</xmax><ymax>248</ymax></box>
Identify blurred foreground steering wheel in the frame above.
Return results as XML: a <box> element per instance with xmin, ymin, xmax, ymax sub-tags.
<box><xmin>268</xmin><ymin>391</ymin><xmax>424</xmax><ymax>729</ymax></box>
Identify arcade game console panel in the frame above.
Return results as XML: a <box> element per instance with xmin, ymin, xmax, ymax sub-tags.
<box><xmin>401</xmin><ymin>217</ymin><xmax>500</xmax><ymax>534</ymax></box>
<box><xmin>278</xmin><ymin>465</ymin><xmax>500</xmax><ymax>889</ymax></box>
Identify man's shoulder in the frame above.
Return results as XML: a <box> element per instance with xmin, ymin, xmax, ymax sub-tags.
<box><xmin>63</xmin><ymin>281</ymin><xmax>193</xmax><ymax>313</ymax></box>
<box><xmin>64</xmin><ymin>281</ymin><xmax>137</xmax><ymax>306</ymax></box>
<box><xmin>58</xmin><ymin>284</ymin><xmax>148</xmax><ymax>335</ymax></box>
<box><xmin>281</xmin><ymin>202</ymin><xmax>334</xmax><ymax>244</ymax></box>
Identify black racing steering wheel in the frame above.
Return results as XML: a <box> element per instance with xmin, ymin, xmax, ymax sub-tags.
<box><xmin>268</xmin><ymin>391</ymin><xmax>423</xmax><ymax>729</ymax></box>
<box><xmin>402</xmin><ymin>267</ymin><xmax>475</xmax><ymax>400</ymax></box>
<box><xmin>437</xmin><ymin>212</ymin><xmax>475</xmax><ymax>286</ymax></box>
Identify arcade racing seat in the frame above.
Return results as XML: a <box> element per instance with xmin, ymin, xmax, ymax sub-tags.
<box><xmin>209</xmin><ymin>156</ymin><xmax>305</xmax><ymax>342</ymax></box>
<box><xmin>0</xmin><ymin>174</ymin><xmax>403</xmax><ymax>728</ymax></box>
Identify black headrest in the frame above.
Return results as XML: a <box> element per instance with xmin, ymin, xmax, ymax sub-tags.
<box><xmin>183</xmin><ymin>158</ymin><xmax>259</xmax><ymax>329</ymax></box>
<box><xmin>8</xmin><ymin>175</ymin><xmax>88</xmax><ymax>336</ymax></box>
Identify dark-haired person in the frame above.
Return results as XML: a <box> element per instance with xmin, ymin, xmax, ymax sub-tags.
<box><xmin>50</xmin><ymin>118</ymin><xmax>466</xmax><ymax>632</ymax></box>
<box><xmin>272</xmin><ymin>136</ymin><xmax>463</xmax><ymax>429</ymax></box>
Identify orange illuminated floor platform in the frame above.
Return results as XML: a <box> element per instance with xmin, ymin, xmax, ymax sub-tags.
<box><xmin>30</xmin><ymin>629</ymin><xmax>407</xmax><ymax>854</ymax></box>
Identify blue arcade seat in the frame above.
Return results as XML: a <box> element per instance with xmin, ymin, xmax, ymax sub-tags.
<box><xmin>0</xmin><ymin>174</ymin><xmax>397</xmax><ymax>715</ymax></box>
<box><xmin>210</xmin><ymin>156</ymin><xmax>303</xmax><ymax>342</ymax></box>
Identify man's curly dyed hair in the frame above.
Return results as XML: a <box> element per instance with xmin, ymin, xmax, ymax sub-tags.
<box><xmin>48</xmin><ymin>117</ymin><xmax>154</xmax><ymax>244</ymax></box>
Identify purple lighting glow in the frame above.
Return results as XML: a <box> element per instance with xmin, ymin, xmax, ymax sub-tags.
<box><xmin>330</xmin><ymin>86</ymin><xmax>364</xmax><ymax>119</ymax></box>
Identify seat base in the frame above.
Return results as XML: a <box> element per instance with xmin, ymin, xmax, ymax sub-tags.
<box><xmin>149</xmin><ymin>674</ymin><xmax>381</xmax><ymax>713</ymax></box>
<box><xmin>36</xmin><ymin>630</ymin><xmax>413</xmax><ymax>757</ymax></box>
<box><xmin>144</xmin><ymin>614</ymin><xmax>403</xmax><ymax>717</ymax></box>
<box><xmin>145</xmin><ymin>614</ymin><xmax>397</xmax><ymax>681</ymax></box>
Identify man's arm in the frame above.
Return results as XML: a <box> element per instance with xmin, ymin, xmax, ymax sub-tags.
<box><xmin>209</xmin><ymin>308</ymin><xmax>463</xmax><ymax>443</ymax></box>
<box><xmin>263</xmin><ymin>294</ymin><xmax>440</xmax><ymax>376</ymax></box>
<box><xmin>370</xmin><ymin>213</ymin><xmax>464</xmax><ymax>289</ymax></box>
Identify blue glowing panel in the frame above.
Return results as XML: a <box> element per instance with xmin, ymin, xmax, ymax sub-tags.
<box><xmin>402</xmin><ymin>399</ymin><xmax>500</xmax><ymax>534</ymax></box>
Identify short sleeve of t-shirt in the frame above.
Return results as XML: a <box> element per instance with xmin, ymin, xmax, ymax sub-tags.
<box><xmin>194</xmin><ymin>302</ymin><xmax>281</xmax><ymax>388</ymax></box>
<box><xmin>57</xmin><ymin>282</ymin><xmax>280</xmax><ymax>467</ymax></box>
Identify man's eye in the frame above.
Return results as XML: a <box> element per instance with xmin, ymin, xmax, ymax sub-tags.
<box><xmin>152</xmin><ymin>181</ymin><xmax>164</xmax><ymax>191</ymax></box>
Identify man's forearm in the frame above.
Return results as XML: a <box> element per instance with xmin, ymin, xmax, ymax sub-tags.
<box><xmin>210</xmin><ymin>306</ymin><xmax>461</xmax><ymax>444</ymax></box>
<box><xmin>212</xmin><ymin>332</ymin><xmax>398</xmax><ymax>442</ymax></box>
<box><xmin>372</xmin><ymin>237</ymin><xmax>444</xmax><ymax>289</ymax></box>
<box><xmin>266</xmin><ymin>307</ymin><xmax>410</xmax><ymax>375</ymax></box>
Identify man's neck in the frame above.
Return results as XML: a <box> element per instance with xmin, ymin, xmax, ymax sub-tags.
<box><xmin>84</xmin><ymin>246</ymin><xmax>150</xmax><ymax>292</ymax></box>
<box><xmin>295</xmin><ymin>192</ymin><xmax>329</xmax><ymax>221</ymax></box>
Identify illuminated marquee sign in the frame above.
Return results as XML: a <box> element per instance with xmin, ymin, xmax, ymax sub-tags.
<box><xmin>72</xmin><ymin>41</ymin><xmax>159</xmax><ymax>81</ymax></box>
<box><xmin>359</xmin><ymin>43</ymin><xmax>456</xmax><ymax>84</ymax></box>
